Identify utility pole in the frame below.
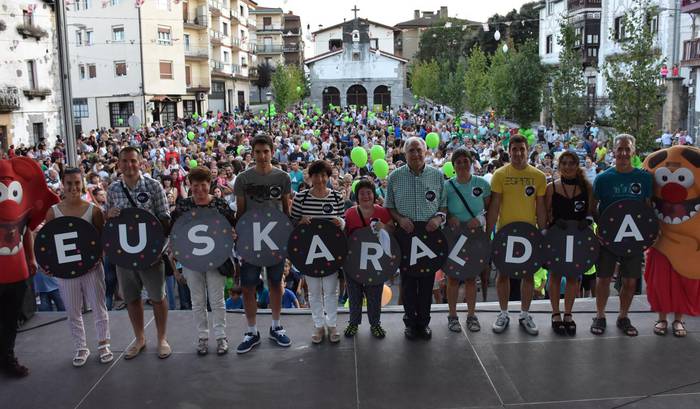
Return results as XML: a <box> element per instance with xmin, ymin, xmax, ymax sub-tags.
<box><xmin>55</xmin><ymin>0</ymin><xmax>77</xmax><ymax>166</ymax></box>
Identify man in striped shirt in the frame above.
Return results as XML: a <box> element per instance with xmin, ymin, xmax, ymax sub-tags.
<box><xmin>385</xmin><ymin>137</ymin><xmax>447</xmax><ymax>340</ymax></box>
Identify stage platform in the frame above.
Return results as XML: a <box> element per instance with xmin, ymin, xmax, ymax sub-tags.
<box><xmin>4</xmin><ymin>296</ymin><xmax>700</xmax><ymax>409</ymax></box>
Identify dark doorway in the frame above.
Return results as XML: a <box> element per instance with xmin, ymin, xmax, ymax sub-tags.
<box><xmin>346</xmin><ymin>84</ymin><xmax>367</xmax><ymax>108</ymax></box>
<box><xmin>322</xmin><ymin>86</ymin><xmax>340</xmax><ymax>112</ymax></box>
<box><xmin>373</xmin><ymin>85</ymin><xmax>391</xmax><ymax>110</ymax></box>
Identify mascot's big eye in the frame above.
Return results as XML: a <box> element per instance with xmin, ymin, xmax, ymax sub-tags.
<box><xmin>8</xmin><ymin>181</ymin><xmax>22</xmax><ymax>204</ymax></box>
<box><xmin>0</xmin><ymin>183</ymin><xmax>6</xmax><ymax>202</ymax></box>
<box><xmin>672</xmin><ymin>168</ymin><xmax>694</xmax><ymax>189</ymax></box>
<box><xmin>655</xmin><ymin>167</ymin><xmax>672</xmax><ymax>186</ymax></box>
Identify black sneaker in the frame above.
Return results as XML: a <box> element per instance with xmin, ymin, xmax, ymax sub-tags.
<box><xmin>1</xmin><ymin>356</ymin><xmax>29</xmax><ymax>378</ymax></box>
<box><xmin>236</xmin><ymin>332</ymin><xmax>261</xmax><ymax>354</ymax></box>
<box><xmin>269</xmin><ymin>326</ymin><xmax>291</xmax><ymax>347</ymax></box>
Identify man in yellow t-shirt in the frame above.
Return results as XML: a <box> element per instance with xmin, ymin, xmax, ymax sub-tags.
<box><xmin>486</xmin><ymin>134</ymin><xmax>547</xmax><ymax>336</ymax></box>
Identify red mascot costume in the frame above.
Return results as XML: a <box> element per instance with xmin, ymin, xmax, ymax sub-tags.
<box><xmin>0</xmin><ymin>157</ymin><xmax>58</xmax><ymax>377</ymax></box>
<box><xmin>643</xmin><ymin>146</ymin><xmax>700</xmax><ymax>336</ymax></box>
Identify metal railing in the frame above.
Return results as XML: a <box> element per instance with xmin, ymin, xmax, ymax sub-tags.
<box><xmin>259</xmin><ymin>24</ymin><xmax>283</xmax><ymax>31</ymax></box>
<box><xmin>184</xmin><ymin>47</ymin><xmax>209</xmax><ymax>59</ymax></box>
<box><xmin>256</xmin><ymin>43</ymin><xmax>283</xmax><ymax>53</ymax></box>
<box><xmin>183</xmin><ymin>18</ymin><xmax>208</xmax><ymax>29</ymax></box>
<box><xmin>683</xmin><ymin>38</ymin><xmax>700</xmax><ymax>66</ymax></box>
<box><xmin>211</xmin><ymin>60</ymin><xmax>225</xmax><ymax>71</ymax></box>
<box><xmin>283</xmin><ymin>45</ymin><xmax>299</xmax><ymax>52</ymax></box>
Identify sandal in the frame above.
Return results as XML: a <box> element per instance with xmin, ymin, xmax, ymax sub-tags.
<box><xmin>466</xmin><ymin>315</ymin><xmax>481</xmax><ymax>332</ymax></box>
<box><xmin>653</xmin><ymin>320</ymin><xmax>668</xmax><ymax>336</ymax></box>
<box><xmin>551</xmin><ymin>313</ymin><xmax>566</xmax><ymax>335</ymax></box>
<box><xmin>672</xmin><ymin>320</ymin><xmax>687</xmax><ymax>338</ymax></box>
<box><xmin>563</xmin><ymin>313</ymin><xmax>576</xmax><ymax>336</ymax></box>
<box><xmin>72</xmin><ymin>348</ymin><xmax>90</xmax><ymax>367</ymax></box>
<box><xmin>616</xmin><ymin>317</ymin><xmax>638</xmax><ymax>337</ymax></box>
<box><xmin>590</xmin><ymin>317</ymin><xmax>606</xmax><ymax>335</ymax></box>
<box><xmin>124</xmin><ymin>342</ymin><xmax>146</xmax><ymax>360</ymax></box>
<box><xmin>97</xmin><ymin>344</ymin><xmax>113</xmax><ymax>364</ymax></box>
<box><xmin>448</xmin><ymin>316</ymin><xmax>462</xmax><ymax>333</ymax></box>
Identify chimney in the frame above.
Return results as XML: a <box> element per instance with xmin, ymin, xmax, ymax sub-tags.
<box><xmin>440</xmin><ymin>6</ymin><xmax>448</xmax><ymax>18</ymax></box>
<box><xmin>414</xmin><ymin>10</ymin><xmax>420</xmax><ymax>19</ymax></box>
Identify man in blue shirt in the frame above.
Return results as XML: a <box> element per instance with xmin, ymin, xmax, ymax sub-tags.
<box><xmin>591</xmin><ymin>134</ymin><xmax>653</xmax><ymax>337</ymax></box>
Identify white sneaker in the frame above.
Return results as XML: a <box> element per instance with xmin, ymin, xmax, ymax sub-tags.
<box><xmin>519</xmin><ymin>313</ymin><xmax>539</xmax><ymax>336</ymax></box>
<box><xmin>492</xmin><ymin>312</ymin><xmax>510</xmax><ymax>334</ymax></box>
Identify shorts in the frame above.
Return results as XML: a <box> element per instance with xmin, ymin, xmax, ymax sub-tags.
<box><xmin>240</xmin><ymin>261</ymin><xmax>284</xmax><ymax>288</ymax></box>
<box><xmin>116</xmin><ymin>260</ymin><xmax>166</xmax><ymax>304</ymax></box>
<box><xmin>581</xmin><ymin>274</ymin><xmax>596</xmax><ymax>291</ymax></box>
<box><xmin>595</xmin><ymin>247</ymin><xmax>643</xmax><ymax>279</ymax></box>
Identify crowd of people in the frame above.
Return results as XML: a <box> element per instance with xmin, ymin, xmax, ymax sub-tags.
<box><xmin>1</xmin><ymin>102</ymin><xmax>695</xmax><ymax>378</ymax></box>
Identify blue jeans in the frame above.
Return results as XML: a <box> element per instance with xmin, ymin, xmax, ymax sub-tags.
<box><xmin>38</xmin><ymin>290</ymin><xmax>65</xmax><ymax>312</ymax></box>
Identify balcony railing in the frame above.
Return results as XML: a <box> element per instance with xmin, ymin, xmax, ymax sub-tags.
<box><xmin>209</xmin><ymin>0</ymin><xmax>222</xmax><ymax>16</ymax></box>
<box><xmin>567</xmin><ymin>0</ymin><xmax>602</xmax><ymax>11</ymax></box>
<box><xmin>682</xmin><ymin>0</ymin><xmax>700</xmax><ymax>13</ymax></box>
<box><xmin>283</xmin><ymin>27</ymin><xmax>301</xmax><ymax>36</ymax></box>
<box><xmin>283</xmin><ymin>45</ymin><xmax>299</xmax><ymax>52</ymax></box>
<box><xmin>231</xmin><ymin>37</ymin><xmax>241</xmax><ymax>48</ymax></box>
<box><xmin>259</xmin><ymin>24</ymin><xmax>283</xmax><ymax>32</ymax></box>
<box><xmin>682</xmin><ymin>38</ymin><xmax>700</xmax><ymax>66</ymax></box>
<box><xmin>183</xmin><ymin>17</ymin><xmax>208</xmax><ymax>30</ymax></box>
<box><xmin>256</xmin><ymin>43</ymin><xmax>284</xmax><ymax>53</ymax></box>
<box><xmin>23</xmin><ymin>88</ymin><xmax>52</xmax><ymax>100</ymax></box>
<box><xmin>249</xmin><ymin>68</ymin><xmax>258</xmax><ymax>78</ymax></box>
<box><xmin>185</xmin><ymin>47</ymin><xmax>209</xmax><ymax>59</ymax></box>
<box><xmin>248</xmin><ymin>18</ymin><xmax>256</xmax><ymax>27</ymax></box>
<box><xmin>231</xmin><ymin>64</ymin><xmax>241</xmax><ymax>75</ymax></box>
<box><xmin>0</xmin><ymin>86</ymin><xmax>21</xmax><ymax>112</ymax></box>
<box><xmin>16</xmin><ymin>23</ymin><xmax>48</xmax><ymax>40</ymax></box>
<box><xmin>210</xmin><ymin>30</ymin><xmax>223</xmax><ymax>45</ymax></box>
<box><xmin>211</xmin><ymin>60</ymin><xmax>225</xmax><ymax>72</ymax></box>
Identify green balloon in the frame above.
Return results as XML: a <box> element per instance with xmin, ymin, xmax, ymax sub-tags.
<box><xmin>352</xmin><ymin>180</ymin><xmax>359</xmax><ymax>194</ymax></box>
<box><xmin>302</xmin><ymin>141</ymin><xmax>311</xmax><ymax>151</ymax></box>
<box><xmin>350</xmin><ymin>147</ymin><xmax>368</xmax><ymax>167</ymax></box>
<box><xmin>442</xmin><ymin>162</ymin><xmax>455</xmax><ymax>178</ymax></box>
<box><xmin>287</xmin><ymin>112</ymin><xmax>294</xmax><ymax>119</ymax></box>
<box><xmin>117</xmin><ymin>118</ymin><xmax>124</xmax><ymax>125</ymax></box>
<box><xmin>388</xmin><ymin>126</ymin><xmax>394</xmax><ymax>133</ymax></box>
<box><xmin>202</xmin><ymin>122</ymin><xmax>208</xmax><ymax>128</ymax></box>
<box><xmin>426</xmin><ymin>132</ymin><xmax>440</xmax><ymax>149</ymax></box>
<box><xmin>373</xmin><ymin>159</ymin><xmax>389</xmax><ymax>180</ymax></box>
<box><xmin>187</xmin><ymin>131</ymin><xmax>195</xmax><ymax>141</ymax></box>
<box><xmin>313</xmin><ymin>129</ymin><xmax>320</xmax><ymax>136</ymax></box>
<box><xmin>237</xmin><ymin>145</ymin><xmax>245</xmax><ymax>155</ymax></box>
<box><xmin>189</xmin><ymin>159</ymin><xmax>198</xmax><ymax>169</ymax></box>
<box><xmin>489</xmin><ymin>122</ymin><xmax>495</xmax><ymax>129</ymax></box>
<box><xmin>193</xmin><ymin>113</ymin><xmax>199</xmax><ymax>119</ymax></box>
<box><xmin>296</xmin><ymin>86</ymin><xmax>301</xmax><ymax>93</ymax></box>
<box><xmin>313</xmin><ymin>116</ymin><xmax>319</xmax><ymax>122</ymax></box>
<box><xmin>370</xmin><ymin>145</ymin><xmax>385</xmax><ymax>162</ymax></box>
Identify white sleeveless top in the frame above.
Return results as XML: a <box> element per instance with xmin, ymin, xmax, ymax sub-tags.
<box><xmin>52</xmin><ymin>202</ymin><xmax>94</xmax><ymax>224</ymax></box>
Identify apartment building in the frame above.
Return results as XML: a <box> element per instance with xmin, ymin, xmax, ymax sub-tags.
<box><xmin>282</xmin><ymin>11</ymin><xmax>304</xmax><ymax>66</ymax></box>
<box><xmin>0</xmin><ymin>0</ymin><xmax>62</xmax><ymax>149</ymax></box>
<box><xmin>250</xmin><ymin>6</ymin><xmax>284</xmax><ymax>67</ymax></box>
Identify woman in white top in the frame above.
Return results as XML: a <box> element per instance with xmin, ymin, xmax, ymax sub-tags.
<box><xmin>44</xmin><ymin>168</ymin><xmax>112</xmax><ymax>367</ymax></box>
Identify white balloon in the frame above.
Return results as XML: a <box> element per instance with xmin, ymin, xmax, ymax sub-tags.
<box><xmin>494</xmin><ymin>30</ymin><xmax>501</xmax><ymax>41</ymax></box>
<box><xmin>502</xmin><ymin>43</ymin><xmax>509</xmax><ymax>53</ymax></box>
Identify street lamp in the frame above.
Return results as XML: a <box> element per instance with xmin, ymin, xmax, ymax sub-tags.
<box><xmin>266</xmin><ymin>91</ymin><xmax>272</xmax><ymax>135</ymax></box>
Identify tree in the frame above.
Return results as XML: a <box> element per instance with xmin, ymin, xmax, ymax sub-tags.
<box><xmin>476</xmin><ymin>2</ymin><xmax>540</xmax><ymax>55</ymax></box>
<box><xmin>604</xmin><ymin>0</ymin><xmax>664</xmax><ymax>151</ymax></box>
<box><xmin>488</xmin><ymin>47</ymin><xmax>513</xmax><ymax>118</ymax></box>
<box><xmin>508</xmin><ymin>41</ymin><xmax>546</xmax><ymax>128</ymax></box>
<box><xmin>438</xmin><ymin>59</ymin><xmax>468</xmax><ymax>115</ymax></box>
<box><xmin>415</xmin><ymin>18</ymin><xmax>480</xmax><ymax>66</ymax></box>
<box><xmin>410</xmin><ymin>60</ymin><xmax>440</xmax><ymax>101</ymax></box>
<box><xmin>271</xmin><ymin>64</ymin><xmax>304</xmax><ymax>111</ymax></box>
<box><xmin>551</xmin><ymin>23</ymin><xmax>586</xmax><ymax>131</ymax></box>
<box><xmin>252</xmin><ymin>62</ymin><xmax>273</xmax><ymax>103</ymax></box>
<box><xmin>464</xmin><ymin>45</ymin><xmax>490</xmax><ymax>115</ymax></box>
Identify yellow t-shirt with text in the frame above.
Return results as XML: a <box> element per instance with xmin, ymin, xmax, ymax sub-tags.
<box><xmin>490</xmin><ymin>163</ymin><xmax>546</xmax><ymax>229</ymax></box>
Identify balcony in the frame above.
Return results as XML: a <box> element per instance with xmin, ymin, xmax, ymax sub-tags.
<box><xmin>211</xmin><ymin>60</ymin><xmax>226</xmax><ymax>74</ymax></box>
<box><xmin>283</xmin><ymin>44</ymin><xmax>300</xmax><ymax>53</ymax></box>
<box><xmin>567</xmin><ymin>0</ymin><xmax>602</xmax><ymax>12</ymax></box>
<box><xmin>16</xmin><ymin>23</ymin><xmax>48</xmax><ymax>40</ymax></box>
<box><xmin>23</xmin><ymin>87</ymin><xmax>52</xmax><ymax>100</ymax></box>
<box><xmin>0</xmin><ymin>86</ymin><xmax>21</xmax><ymax>112</ymax></box>
<box><xmin>231</xmin><ymin>10</ymin><xmax>240</xmax><ymax>22</ymax></box>
<box><xmin>183</xmin><ymin>17</ymin><xmax>208</xmax><ymax>30</ymax></box>
<box><xmin>256</xmin><ymin>43</ymin><xmax>283</xmax><ymax>54</ymax></box>
<box><xmin>283</xmin><ymin>27</ymin><xmax>301</xmax><ymax>36</ymax></box>
<box><xmin>258</xmin><ymin>24</ymin><xmax>283</xmax><ymax>32</ymax></box>
<box><xmin>210</xmin><ymin>30</ymin><xmax>223</xmax><ymax>46</ymax></box>
<box><xmin>682</xmin><ymin>0</ymin><xmax>700</xmax><ymax>13</ymax></box>
<box><xmin>682</xmin><ymin>38</ymin><xmax>700</xmax><ymax>66</ymax></box>
<box><xmin>208</xmin><ymin>0</ymin><xmax>222</xmax><ymax>17</ymax></box>
<box><xmin>231</xmin><ymin>37</ymin><xmax>241</xmax><ymax>49</ymax></box>
<box><xmin>247</xmin><ymin>18</ymin><xmax>256</xmax><ymax>27</ymax></box>
<box><xmin>248</xmin><ymin>67</ymin><xmax>258</xmax><ymax>78</ymax></box>
<box><xmin>185</xmin><ymin>47</ymin><xmax>209</xmax><ymax>60</ymax></box>
<box><xmin>231</xmin><ymin>64</ymin><xmax>241</xmax><ymax>75</ymax></box>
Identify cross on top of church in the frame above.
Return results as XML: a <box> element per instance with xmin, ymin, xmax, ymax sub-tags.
<box><xmin>351</xmin><ymin>5</ymin><xmax>360</xmax><ymax>20</ymax></box>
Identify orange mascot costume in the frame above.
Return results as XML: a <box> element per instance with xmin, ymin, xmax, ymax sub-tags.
<box><xmin>643</xmin><ymin>146</ymin><xmax>700</xmax><ymax>316</ymax></box>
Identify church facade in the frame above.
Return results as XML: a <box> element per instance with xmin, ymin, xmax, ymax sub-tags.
<box><xmin>305</xmin><ymin>18</ymin><xmax>408</xmax><ymax>111</ymax></box>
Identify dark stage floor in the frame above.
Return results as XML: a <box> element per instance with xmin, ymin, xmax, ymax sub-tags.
<box><xmin>4</xmin><ymin>296</ymin><xmax>700</xmax><ymax>409</ymax></box>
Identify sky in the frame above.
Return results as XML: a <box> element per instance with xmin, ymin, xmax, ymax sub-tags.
<box><xmin>259</xmin><ymin>0</ymin><xmax>532</xmax><ymax>53</ymax></box>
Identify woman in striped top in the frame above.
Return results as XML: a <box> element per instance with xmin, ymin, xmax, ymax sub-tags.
<box><xmin>291</xmin><ymin>160</ymin><xmax>346</xmax><ymax>344</ymax></box>
<box><xmin>43</xmin><ymin>168</ymin><xmax>112</xmax><ymax>367</ymax></box>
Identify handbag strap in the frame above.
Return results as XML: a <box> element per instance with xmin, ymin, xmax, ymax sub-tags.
<box><xmin>449</xmin><ymin>180</ymin><xmax>476</xmax><ymax>219</ymax></box>
<box><xmin>120</xmin><ymin>181</ymin><xmax>138</xmax><ymax>208</ymax></box>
